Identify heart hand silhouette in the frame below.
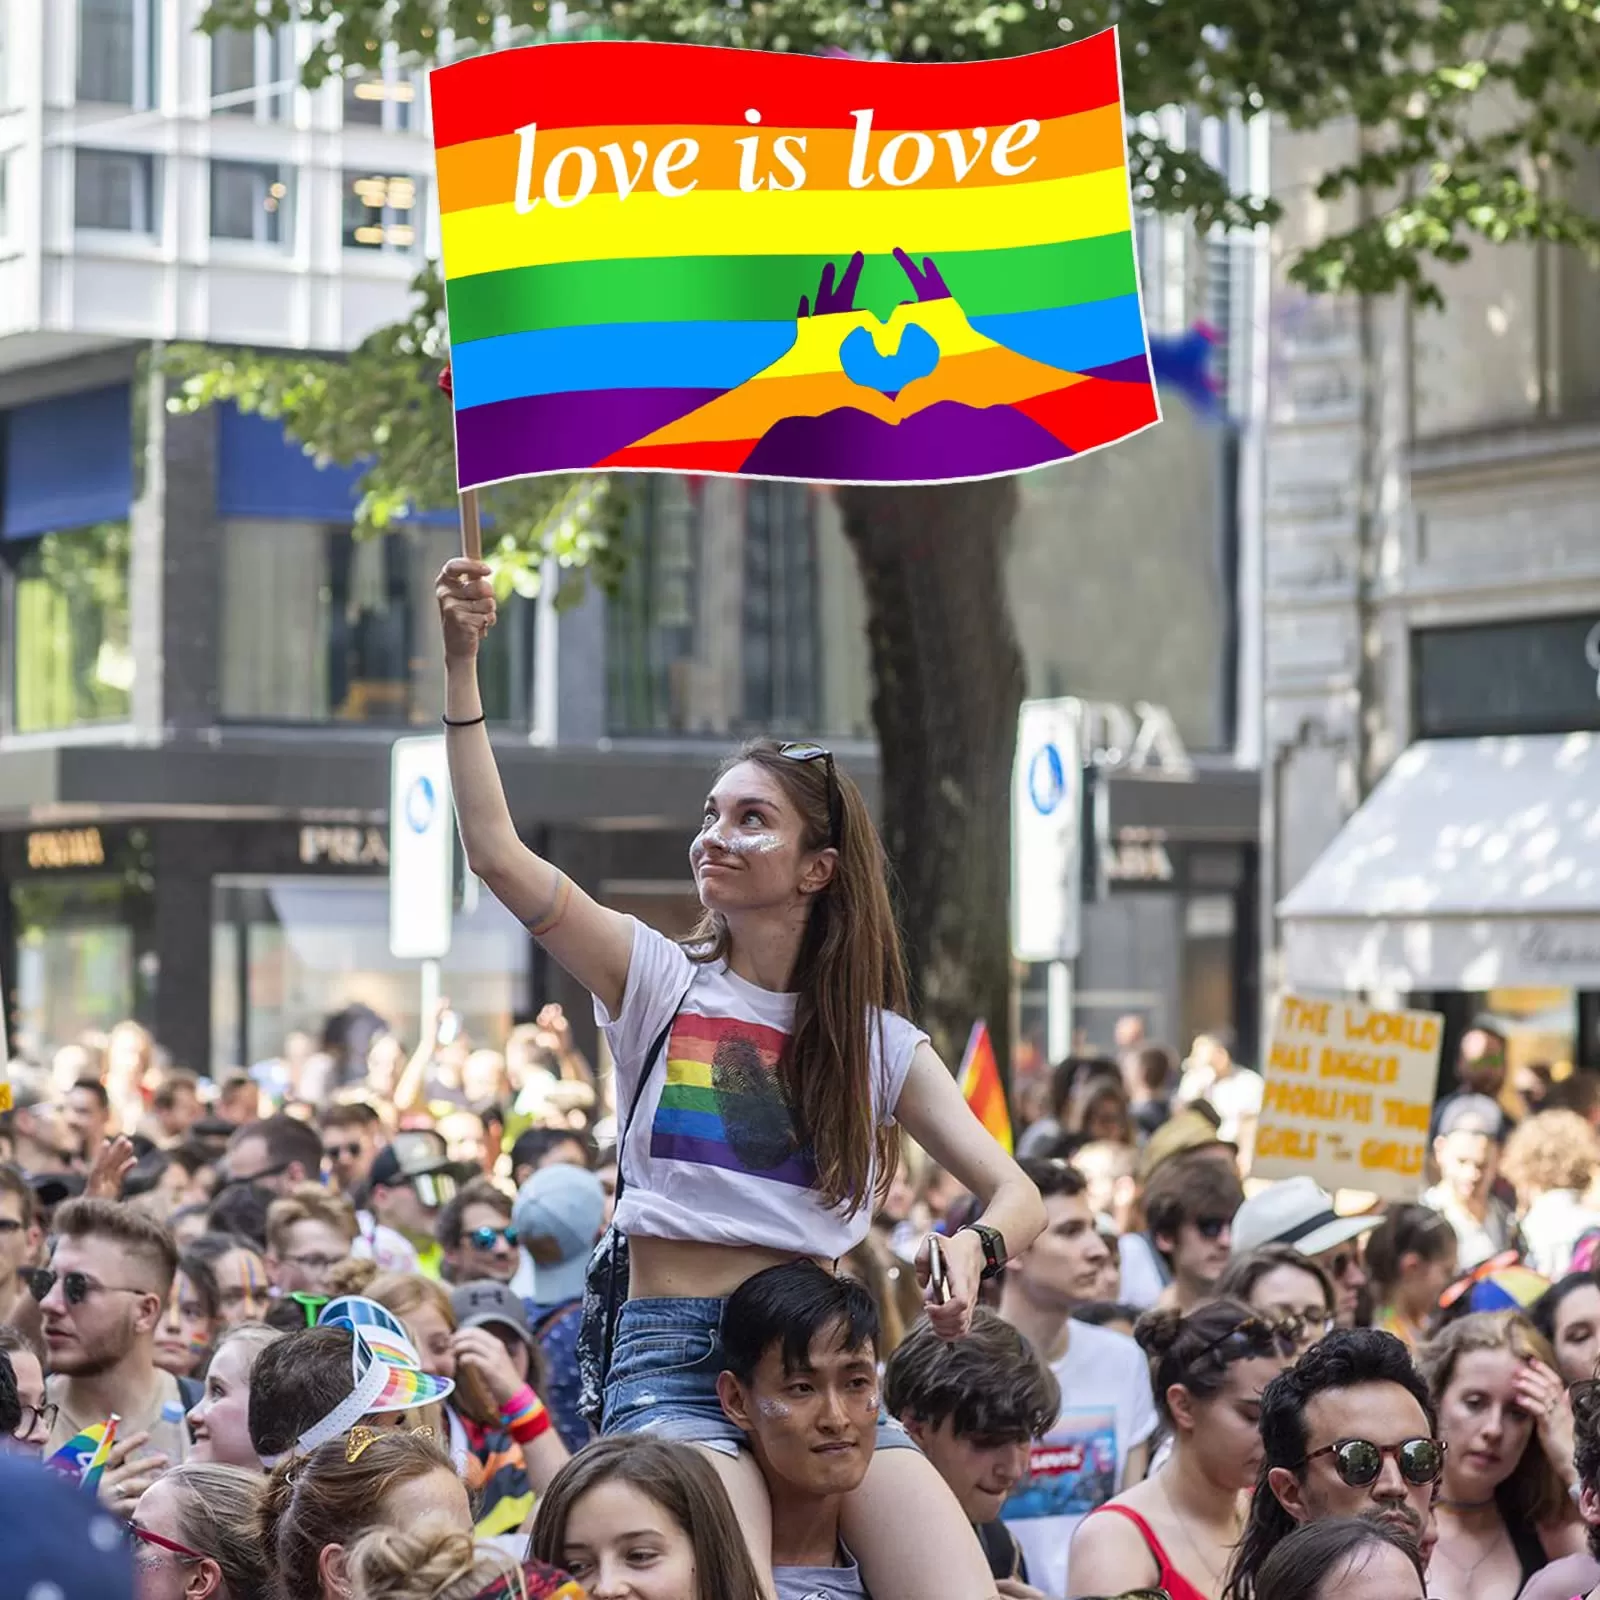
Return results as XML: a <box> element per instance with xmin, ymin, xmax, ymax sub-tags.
<box><xmin>839</xmin><ymin>322</ymin><xmax>942</xmax><ymax>395</ymax></box>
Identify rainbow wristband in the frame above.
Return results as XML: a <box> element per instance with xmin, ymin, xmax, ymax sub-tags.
<box><xmin>502</xmin><ymin>1384</ymin><xmax>552</xmax><ymax>1441</ymax></box>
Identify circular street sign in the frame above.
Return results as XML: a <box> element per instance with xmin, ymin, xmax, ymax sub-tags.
<box><xmin>405</xmin><ymin>774</ymin><xmax>438</xmax><ymax>834</ymax></box>
<box><xmin>1028</xmin><ymin>743</ymin><xmax>1066</xmax><ymax>816</ymax></box>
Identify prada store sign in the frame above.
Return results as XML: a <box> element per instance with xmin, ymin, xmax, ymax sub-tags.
<box><xmin>26</xmin><ymin>827</ymin><xmax>106</xmax><ymax>870</ymax></box>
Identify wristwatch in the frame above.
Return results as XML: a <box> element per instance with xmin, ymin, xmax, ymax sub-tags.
<box><xmin>960</xmin><ymin>1222</ymin><xmax>1008</xmax><ymax>1280</ymax></box>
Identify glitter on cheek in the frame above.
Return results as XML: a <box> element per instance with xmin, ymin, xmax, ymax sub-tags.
<box><xmin>723</xmin><ymin>833</ymin><xmax>784</xmax><ymax>855</ymax></box>
<box><xmin>756</xmin><ymin>1397</ymin><xmax>792</xmax><ymax>1420</ymax></box>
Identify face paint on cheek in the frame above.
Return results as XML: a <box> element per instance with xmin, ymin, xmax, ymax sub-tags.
<box><xmin>756</xmin><ymin>1398</ymin><xmax>792</xmax><ymax>1420</ymax></box>
<box><xmin>722</xmin><ymin>833</ymin><xmax>784</xmax><ymax>855</ymax></box>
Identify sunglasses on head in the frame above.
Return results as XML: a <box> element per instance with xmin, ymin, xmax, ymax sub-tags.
<box><xmin>776</xmin><ymin>742</ymin><xmax>842</xmax><ymax>845</ymax></box>
<box><xmin>1306</xmin><ymin>1436</ymin><xmax>1446</xmax><ymax>1488</ymax></box>
<box><xmin>1194</xmin><ymin>1315</ymin><xmax>1301</xmax><ymax>1363</ymax></box>
<box><xmin>27</xmin><ymin>1268</ymin><xmax>149</xmax><ymax>1307</ymax></box>
<box><xmin>467</xmin><ymin>1225</ymin><xmax>518</xmax><ymax>1251</ymax></box>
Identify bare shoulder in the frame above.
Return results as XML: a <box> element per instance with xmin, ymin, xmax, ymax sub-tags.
<box><xmin>1517</xmin><ymin>1551</ymin><xmax>1600</xmax><ymax>1600</ymax></box>
<box><xmin>1067</xmin><ymin>1494</ymin><xmax>1160</xmax><ymax>1574</ymax></box>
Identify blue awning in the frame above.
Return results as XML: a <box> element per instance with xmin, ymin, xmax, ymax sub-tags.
<box><xmin>216</xmin><ymin>406</ymin><xmax>455</xmax><ymax>525</ymax></box>
<box><xmin>2</xmin><ymin>384</ymin><xmax>133</xmax><ymax>540</ymax></box>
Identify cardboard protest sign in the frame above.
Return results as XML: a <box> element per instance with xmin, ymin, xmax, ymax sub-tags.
<box><xmin>1253</xmin><ymin>994</ymin><xmax>1444</xmax><ymax>1202</ymax></box>
<box><xmin>429</xmin><ymin>31</ymin><xmax>1158</xmax><ymax>487</ymax></box>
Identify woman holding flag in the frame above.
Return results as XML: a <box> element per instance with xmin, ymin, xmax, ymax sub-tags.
<box><xmin>435</xmin><ymin>557</ymin><xmax>1043</xmax><ymax>1600</ymax></box>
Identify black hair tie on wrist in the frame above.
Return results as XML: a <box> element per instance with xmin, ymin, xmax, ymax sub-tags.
<box><xmin>441</xmin><ymin>713</ymin><xmax>487</xmax><ymax>727</ymax></box>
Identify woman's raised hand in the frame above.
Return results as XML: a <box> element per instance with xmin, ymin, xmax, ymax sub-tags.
<box><xmin>436</xmin><ymin>558</ymin><xmax>497</xmax><ymax>662</ymax></box>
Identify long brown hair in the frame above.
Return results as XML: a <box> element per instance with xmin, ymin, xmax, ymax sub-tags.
<box><xmin>686</xmin><ymin>739</ymin><xmax>909</xmax><ymax>1215</ymax></box>
<box><xmin>529</xmin><ymin>1436</ymin><xmax>766</xmax><ymax>1600</ymax></box>
<box><xmin>1417</xmin><ymin>1310</ymin><xmax>1572</xmax><ymax>1529</ymax></box>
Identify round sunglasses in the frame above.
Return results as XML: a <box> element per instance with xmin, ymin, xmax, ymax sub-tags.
<box><xmin>1306</xmin><ymin>1436</ymin><xmax>1446</xmax><ymax>1487</ymax></box>
<box><xmin>27</xmin><ymin>1268</ymin><xmax>150</xmax><ymax>1307</ymax></box>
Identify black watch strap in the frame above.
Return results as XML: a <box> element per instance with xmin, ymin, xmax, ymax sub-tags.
<box><xmin>962</xmin><ymin>1222</ymin><xmax>1007</xmax><ymax>1280</ymax></box>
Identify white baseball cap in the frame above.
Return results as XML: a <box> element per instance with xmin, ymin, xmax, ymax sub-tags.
<box><xmin>1231</xmin><ymin>1175</ymin><xmax>1376</xmax><ymax>1258</ymax></box>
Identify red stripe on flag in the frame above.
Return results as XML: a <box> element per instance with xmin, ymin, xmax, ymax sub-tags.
<box><xmin>958</xmin><ymin>1021</ymin><xmax>1013</xmax><ymax>1155</ymax></box>
<box><xmin>429</xmin><ymin>32</ymin><xmax>1123</xmax><ymax>149</ymax></box>
<box><xmin>1014</xmin><ymin>376</ymin><xmax>1159</xmax><ymax>454</ymax></box>
<box><xmin>598</xmin><ymin>438</ymin><xmax>759</xmax><ymax>472</ymax></box>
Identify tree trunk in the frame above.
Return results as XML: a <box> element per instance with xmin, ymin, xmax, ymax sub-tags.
<box><xmin>836</xmin><ymin>477</ymin><xmax>1026</xmax><ymax>1087</ymax></box>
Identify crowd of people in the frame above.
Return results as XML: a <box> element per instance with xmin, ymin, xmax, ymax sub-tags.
<box><xmin>6</xmin><ymin>558</ymin><xmax>1600</xmax><ymax>1600</ymax></box>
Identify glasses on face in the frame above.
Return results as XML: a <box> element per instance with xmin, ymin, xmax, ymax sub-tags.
<box><xmin>466</xmin><ymin>1225</ymin><xmax>518</xmax><ymax>1251</ymax></box>
<box><xmin>327</xmin><ymin>1143</ymin><xmax>365</xmax><ymax>1162</ymax></box>
<box><xmin>12</xmin><ymin>1401</ymin><xmax>58</xmax><ymax>1439</ymax></box>
<box><xmin>1194</xmin><ymin>1215</ymin><xmax>1232</xmax><ymax>1242</ymax></box>
<box><xmin>412</xmin><ymin>1172</ymin><xmax>456</xmax><ymax>1209</ymax></box>
<box><xmin>1273</xmin><ymin>1309</ymin><xmax>1336</xmax><ymax>1348</ymax></box>
<box><xmin>127</xmin><ymin>1523</ymin><xmax>208</xmax><ymax>1565</ymax></box>
<box><xmin>283</xmin><ymin>1252</ymin><xmax>347</xmax><ymax>1274</ymax></box>
<box><xmin>777</xmin><ymin>742</ymin><xmax>842</xmax><ymax>845</ymax></box>
<box><xmin>1323</xmin><ymin>1249</ymin><xmax>1361</xmax><ymax>1280</ymax></box>
<box><xmin>27</xmin><ymin>1268</ymin><xmax>149</xmax><ymax>1307</ymax></box>
<box><xmin>1305</xmin><ymin>1436</ymin><xmax>1446</xmax><ymax>1488</ymax></box>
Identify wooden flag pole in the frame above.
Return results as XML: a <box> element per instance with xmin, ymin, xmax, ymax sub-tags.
<box><xmin>459</xmin><ymin>487</ymin><xmax>482</xmax><ymax>561</ymax></box>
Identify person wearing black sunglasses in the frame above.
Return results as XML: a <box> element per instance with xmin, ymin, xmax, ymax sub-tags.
<box><xmin>1144</xmin><ymin>1157</ymin><xmax>1245</xmax><ymax>1316</ymax></box>
<box><xmin>35</xmin><ymin>1197</ymin><xmax>193</xmax><ymax>1512</ymax></box>
<box><xmin>436</xmin><ymin>557</ymin><xmax>1046</xmax><ymax>1600</ymax></box>
<box><xmin>1225</xmin><ymin>1328</ymin><xmax>1441</xmax><ymax>1600</ymax></box>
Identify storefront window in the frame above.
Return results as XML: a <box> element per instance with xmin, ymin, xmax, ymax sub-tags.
<box><xmin>211</xmin><ymin>877</ymin><xmax>530</xmax><ymax>1073</ymax></box>
<box><xmin>11</xmin><ymin>520</ymin><xmax>133</xmax><ymax>732</ymax></box>
<box><xmin>10</xmin><ymin>878</ymin><xmax>138</xmax><ymax>1061</ymax></box>
<box><xmin>218</xmin><ymin>520</ymin><xmax>535</xmax><ymax>726</ymax></box>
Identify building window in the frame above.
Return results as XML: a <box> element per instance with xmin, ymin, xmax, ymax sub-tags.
<box><xmin>78</xmin><ymin>0</ymin><xmax>157</xmax><ymax>108</ymax></box>
<box><xmin>218</xmin><ymin>520</ymin><xmax>535</xmax><ymax>725</ymax></box>
<box><xmin>75</xmin><ymin>149</ymin><xmax>157</xmax><ymax>233</ymax></box>
<box><xmin>606</xmin><ymin>478</ymin><xmax>828</xmax><ymax>736</ymax></box>
<box><xmin>11</xmin><ymin>521</ymin><xmax>134</xmax><ymax>732</ymax></box>
<box><xmin>211</xmin><ymin>27</ymin><xmax>287</xmax><ymax>120</ymax></box>
<box><xmin>343</xmin><ymin>67</ymin><xmax>416</xmax><ymax>132</ymax></box>
<box><xmin>1414</xmin><ymin>613</ymin><xmax>1600</xmax><ymax>738</ymax></box>
<box><xmin>342</xmin><ymin>171</ymin><xmax>421</xmax><ymax>253</ymax></box>
<box><xmin>210</xmin><ymin>160</ymin><xmax>290</xmax><ymax>244</ymax></box>
<box><xmin>742</xmin><ymin>482</ymin><xmax>820</xmax><ymax>728</ymax></box>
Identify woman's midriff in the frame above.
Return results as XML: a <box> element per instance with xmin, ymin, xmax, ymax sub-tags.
<box><xmin>627</xmin><ymin>1234</ymin><xmax>832</xmax><ymax>1299</ymax></box>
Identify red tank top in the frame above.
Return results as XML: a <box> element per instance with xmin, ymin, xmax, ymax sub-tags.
<box><xmin>1085</xmin><ymin>1503</ymin><xmax>1212</xmax><ymax>1600</ymax></box>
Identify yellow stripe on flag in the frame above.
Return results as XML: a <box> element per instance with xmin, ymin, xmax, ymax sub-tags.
<box><xmin>958</xmin><ymin>1021</ymin><xmax>1013</xmax><ymax>1155</ymax></box>
<box><xmin>440</xmin><ymin>167</ymin><xmax>1132</xmax><ymax>276</ymax></box>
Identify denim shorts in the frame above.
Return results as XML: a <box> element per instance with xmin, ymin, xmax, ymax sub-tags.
<box><xmin>602</xmin><ymin>1294</ymin><xmax>917</xmax><ymax>1458</ymax></box>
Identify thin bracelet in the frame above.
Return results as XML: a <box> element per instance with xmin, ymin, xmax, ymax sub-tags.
<box><xmin>441</xmin><ymin>712</ymin><xmax>486</xmax><ymax>727</ymax></box>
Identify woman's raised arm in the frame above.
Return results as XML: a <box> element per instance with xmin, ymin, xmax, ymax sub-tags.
<box><xmin>436</xmin><ymin>558</ymin><xmax>634</xmax><ymax>1016</ymax></box>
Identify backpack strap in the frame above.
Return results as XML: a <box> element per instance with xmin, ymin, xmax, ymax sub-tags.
<box><xmin>612</xmin><ymin>983</ymin><xmax>694</xmax><ymax>1214</ymax></box>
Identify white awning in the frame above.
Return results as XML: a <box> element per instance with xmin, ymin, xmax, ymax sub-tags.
<box><xmin>1279</xmin><ymin>732</ymin><xmax>1600</xmax><ymax>991</ymax></box>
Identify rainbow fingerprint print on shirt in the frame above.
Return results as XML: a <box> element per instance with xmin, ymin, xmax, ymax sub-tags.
<box><xmin>428</xmin><ymin>31</ymin><xmax>1158</xmax><ymax>486</ymax></box>
<box><xmin>651</xmin><ymin>1013</ymin><xmax>817</xmax><ymax>1188</ymax></box>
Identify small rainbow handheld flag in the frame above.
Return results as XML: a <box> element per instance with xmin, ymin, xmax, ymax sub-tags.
<box><xmin>429</xmin><ymin>31</ymin><xmax>1158</xmax><ymax>487</ymax></box>
<box><xmin>46</xmin><ymin>1413</ymin><xmax>118</xmax><ymax>1489</ymax></box>
<box><xmin>958</xmin><ymin>1022</ymin><xmax>1013</xmax><ymax>1155</ymax></box>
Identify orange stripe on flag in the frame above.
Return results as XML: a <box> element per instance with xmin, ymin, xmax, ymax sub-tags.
<box><xmin>958</xmin><ymin>1020</ymin><xmax>1012</xmax><ymax>1155</ymax></box>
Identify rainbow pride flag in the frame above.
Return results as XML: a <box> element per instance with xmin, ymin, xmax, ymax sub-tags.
<box><xmin>958</xmin><ymin>1022</ymin><xmax>1013</xmax><ymax>1155</ymax></box>
<box><xmin>430</xmin><ymin>32</ymin><xmax>1158</xmax><ymax>486</ymax></box>
<box><xmin>46</xmin><ymin>1414</ymin><xmax>117</xmax><ymax>1488</ymax></box>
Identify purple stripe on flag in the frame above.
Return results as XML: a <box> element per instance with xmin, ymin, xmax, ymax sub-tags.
<box><xmin>650</xmin><ymin>1131</ymin><xmax>816</xmax><ymax>1189</ymax></box>
<box><xmin>1081</xmin><ymin>353</ymin><xmax>1154</xmax><ymax>385</ymax></box>
<box><xmin>455</xmin><ymin>388</ymin><xmax>725</xmax><ymax>484</ymax></box>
